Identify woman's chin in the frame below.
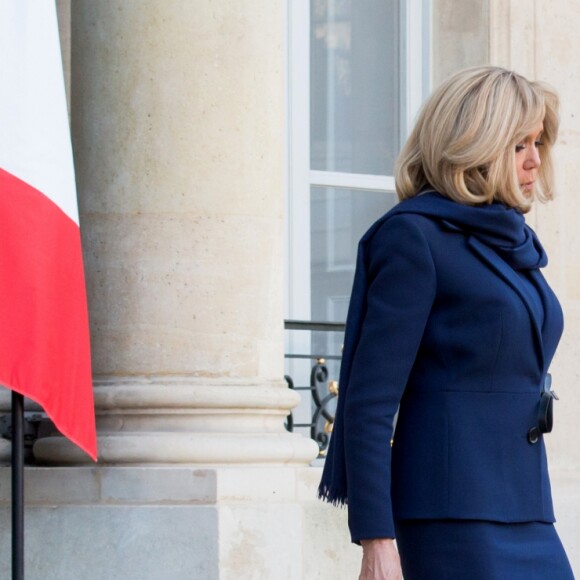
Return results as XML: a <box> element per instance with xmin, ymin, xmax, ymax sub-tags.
<box><xmin>521</xmin><ymin>183</ymin><xmax>535</xmax><ymax>197</ymax></box>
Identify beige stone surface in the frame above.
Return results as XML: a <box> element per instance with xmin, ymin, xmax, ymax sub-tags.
<box><xmin>82</xmin><ymin>213</ymin><xmax>284</xmax><ymax>378</ymax></box>
<box><xmin>298</xmin><ymin>467</ymin><xmax>362</xmax><ymax>579</ymax></box>
<box><xmin>73</xmin><ymin>2</ymin><xmax>283</xmax><ymax>219</ymax></box>
<box><xmin>489</xmin><ymin>0</ymin><xmax>537</xmax><ymax>76</ymax></box>
<box><xmin>71</xmin><ymin>0</ymin><xmax>285</xmax><ymax>380</ymax></box>
<box><xmin>0</xmin><ymin>465</ymin><xmax>361</xmax><ymax>580</ymax></box>
<box><xmin>552</xmin><ymin>470</ymin><xmax>580</xmax><ymax>575</ymax></box>
<box><xmin>31</xmin><ymin>377</ymin><xmax>318</xmax><ymax>464</ymax></box>
<box><xmin>219</xmin><ymin>503</ymin><xmax>303</xmax><ymax>580</ymax></box>
<box><xmin>0</xmin><ymin>503</ymin><xmax>219</xmax><ymax>580</ymax></box>
<box><xmin>0</xmin><ymin>466</ymin><xmax>300</xmax><ymax>506</ymax></box>
<box><xmin>35</xmin><ymin>431</ymin><xmax>318</xmax><ymax>465</ymax></box>
<box><xmin>432</xmin><ymin>0</ymin><xmax>489</xmax><ymax>86</ymax></box>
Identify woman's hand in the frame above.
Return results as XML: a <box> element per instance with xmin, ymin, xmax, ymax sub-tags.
<box><xmin>358</xmin><ymin>538</ymin><xmax>402</xmax><ymax>580</ymax></box>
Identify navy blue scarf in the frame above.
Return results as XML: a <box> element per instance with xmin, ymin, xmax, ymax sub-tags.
<box><xmin>317</xmin><ymin>190</ymin><xmax>548</xmax><ymax>506</ymax></box>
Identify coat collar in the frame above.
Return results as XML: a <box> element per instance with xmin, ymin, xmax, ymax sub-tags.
<box><xmin>528</xmin><ymin>268</ymin><xmax>564</xmax><ymax>369</ymax></box>
<box><xmin>467</xmin><ymin>235</ymin><xmax>546</xmax><ymax>372</ymax></box>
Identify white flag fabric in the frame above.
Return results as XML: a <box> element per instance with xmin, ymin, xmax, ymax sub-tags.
<box><xmin>0</xmin><ymin>1</ymin><xmax>97</xmax><ymax>460</ymax></box>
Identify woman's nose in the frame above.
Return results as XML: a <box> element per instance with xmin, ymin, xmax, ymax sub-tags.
<box><xmin>525</xmin><ymin>146</ymin><xmax>541</xmax><ymax>169</ymax></box>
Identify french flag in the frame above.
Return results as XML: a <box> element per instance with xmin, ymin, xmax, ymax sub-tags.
<box><xmin>0</xmin><ymin>1</ymin><xmax>97</xmax><ymax>460</ymax></box>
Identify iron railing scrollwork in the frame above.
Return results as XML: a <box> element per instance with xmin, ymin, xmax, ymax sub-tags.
<box><xmin>284</xmin><ymin>319</ymin><xmax>345</xmax><ymax>457</ymax></box>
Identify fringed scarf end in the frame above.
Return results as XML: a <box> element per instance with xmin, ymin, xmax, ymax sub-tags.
<box><xmin>317</xmin><ymin>483</ymin><xmax>348</xmax><ymax>508</ymax></box>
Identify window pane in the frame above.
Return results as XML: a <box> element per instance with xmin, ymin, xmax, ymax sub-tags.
<box><xmin>310</xmin><ymin>186</ymin><xmax>398</xmax><ymax>323</ymax></box>
<box><xmin>310</xmin><ymin>0</ymin><xmax>400</xmax><ymax>176</ymax></box>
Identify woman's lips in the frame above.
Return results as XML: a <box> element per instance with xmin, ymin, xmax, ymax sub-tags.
<box><xmin>521</xmin><ymin>181</ymin><xmax>535</xmax><ymax>192</ymax></box>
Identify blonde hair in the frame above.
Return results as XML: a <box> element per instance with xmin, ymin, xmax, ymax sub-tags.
<box><xmin>395</xmin><ymin>66</ymin><xmax>560</xmax><ymax>212</ymax></box>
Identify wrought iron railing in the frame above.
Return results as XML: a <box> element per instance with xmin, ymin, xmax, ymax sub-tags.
<box><xmin>0</xmin><ymin>411</ymin><xmax>45</xmax><ymax>463</ymax></box>
<box><xmin>284</xmin><ymin>319</ymin><xmax>345</xmax><ymax>457</ymax></box>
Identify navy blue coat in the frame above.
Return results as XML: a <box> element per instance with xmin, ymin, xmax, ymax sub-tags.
<box><xmin>318</xmin><ymin>191</ymin><xmax>564</xmax><ymax>544</ymax></box>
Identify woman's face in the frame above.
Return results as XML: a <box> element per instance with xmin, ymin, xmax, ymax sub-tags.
<box><xmin>515</xmin><ymin>122</ymin><xmax>544</xmax><ymax>196</ymax></box>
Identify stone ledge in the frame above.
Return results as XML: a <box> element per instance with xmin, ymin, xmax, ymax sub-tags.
<box><xmin>0</xmin><ymin>465</ymin><xmax>321</xmax><ymax>506</ymax></box>
<box><xmin>0</xmin><ymin>464</ymin><xmax>360</xmax><ymax>579</ymax></box>
<box><xmin>0</xmin><ymin>377</ymin><xmax>299</xmax><ymax>413</ymax></box>
<box><xmin>33</xmin><ymin>431</ymin><xmax>319</xmax><ymax>465</ymax></box>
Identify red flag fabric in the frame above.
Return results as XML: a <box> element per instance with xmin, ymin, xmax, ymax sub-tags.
<box><xmin>0</xmin><ymin>2</ymin><xmax>97</xmax><ymax>459</ymax></box>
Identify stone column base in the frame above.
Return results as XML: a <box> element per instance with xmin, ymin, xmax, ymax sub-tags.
<box><xmin>0</xmin><ymin>377</ymin><xmax>319</xmax><ymax>466</ymax></box>
<box><xmin>0</xmin><ymin>465</ymin><xmax>360</xmax><ymax>580</ymax></box>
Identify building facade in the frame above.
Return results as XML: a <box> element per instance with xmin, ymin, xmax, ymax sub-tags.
<box><xmin>1</xmin><ymin>1</ymin><xmax>579</xmax><ymax>578</ymax></box>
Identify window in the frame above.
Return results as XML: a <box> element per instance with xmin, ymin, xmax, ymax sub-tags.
<box><xmin>286</xmin><ymin>0</ymin><xmax>431</xmax><ymax>325</ymax></box>
<box><xmin>285</xmin><ymin>1</ymin><xmax>431</xmax><ymax>450</ymax></box>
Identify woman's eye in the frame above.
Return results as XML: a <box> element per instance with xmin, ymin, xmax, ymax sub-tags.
<box><xmin>515</xmin><ymin>138</ymin><xmax>543</xmax><ymax>153</ymax></box>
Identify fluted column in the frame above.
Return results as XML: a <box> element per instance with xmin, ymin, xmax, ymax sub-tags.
<box><xmin>34</xmin><ymin>0</ymin><xmax>318</xmax><ymax>465</ymax></box>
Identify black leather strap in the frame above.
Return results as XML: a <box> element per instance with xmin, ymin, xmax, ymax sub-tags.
<box><xmin>528</xmin><ymin>374</ymin><xmax>558</xmax><ymax>445</ymax></box>
<box><xmin>538</xmin><ymin>390</ymin><xmax>554</xmax><ymax>434</ymax></box>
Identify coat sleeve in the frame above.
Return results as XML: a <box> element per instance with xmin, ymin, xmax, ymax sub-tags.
<box><xmin>343</xmin><ymin>214</ymin><xmax>436</xmax><ymax>542</ymax></box>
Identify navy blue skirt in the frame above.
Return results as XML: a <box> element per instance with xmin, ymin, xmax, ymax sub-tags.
<box><xmin>394</xmin><ymin>520</ymin><xmax>575</xmax><ymax>580</ymax></box>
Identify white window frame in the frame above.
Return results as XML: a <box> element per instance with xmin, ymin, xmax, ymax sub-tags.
<box><xmin>285</xmin><ymin>0</ymin><xmax>432</xmax><ymax>322</ymax></box>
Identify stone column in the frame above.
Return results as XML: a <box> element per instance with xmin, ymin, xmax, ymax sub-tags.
<box><xmin>32</xmin><ymin>0</ymin><xmax>317</xmax><ymax>467</ymax></box>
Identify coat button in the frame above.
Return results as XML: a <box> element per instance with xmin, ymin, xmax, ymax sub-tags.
<box><xmin>528</xmin><ymin>427</ymin><xmax>540</xmax><ymax>444</ymax></box>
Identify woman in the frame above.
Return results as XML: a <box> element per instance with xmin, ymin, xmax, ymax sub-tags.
<box><xmin>318</xmin><ymin>66</ymin><xmax>575</xmax><ymax>579</ymax></box>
